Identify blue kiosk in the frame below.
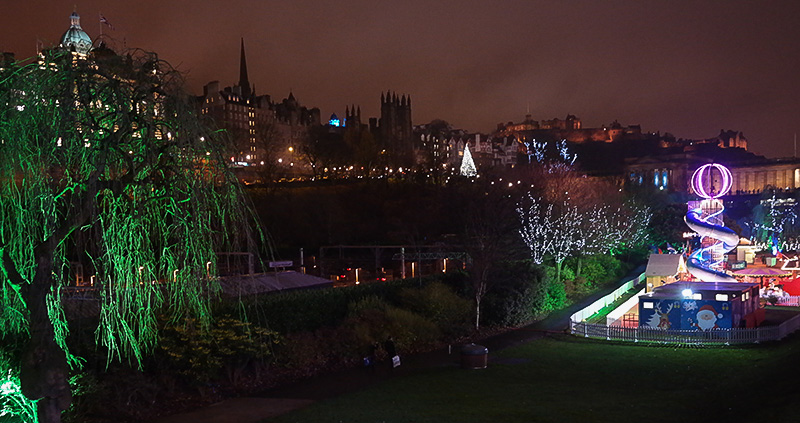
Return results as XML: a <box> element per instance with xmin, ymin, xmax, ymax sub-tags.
<box><xmin>639</xmin><ymin>282</ymin><xmax>760</xmax><ymax>330</ymax></box>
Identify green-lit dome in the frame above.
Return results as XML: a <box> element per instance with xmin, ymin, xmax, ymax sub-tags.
<box><xmin>60</xmin><ymin>12</ymin><xmax>92</xmax><ymax>55</ymax></box>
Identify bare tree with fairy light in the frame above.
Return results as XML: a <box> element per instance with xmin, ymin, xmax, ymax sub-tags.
<box><xmin>0</xmin><ymin>49</ymin><xmax>262</xmax><ymax>423</ymax></box>
<box><xmin>516</xmin><ymin>141</ymin><xmax>650</xmax><ymax>282</ymax></box>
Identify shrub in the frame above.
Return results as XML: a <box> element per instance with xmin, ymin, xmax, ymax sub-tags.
<box><xmin>235</xmin><ymin>276</ymin><xmax>450</xmax><ymax>334</ymax></box>
<box><xmin>275</xmin><ymin>304</ymin><xmax>440</xmax><ymax>375</ymax></box>
<box><xmin>482</xmin><ymin>261</ymin><xmax>549</xmax><ymax>327</ymax></box>
<box><xmin>578</xmin><ymin>261</ymin><xmax>606</xmax><ymax>287</ymax></box>
<box><xmin>596</xmin><ymin>254</ymin><xmax>630</xmax><ymax>279</ymax></box>
<box><xmin>544</xmin><ymin>264</ymin><xmax>575</xmax><ymax>283</ymax></box>
<box><xmin>381</xmin><ymin>306</ymin><xmax>442</xmax><ymax>350</ymax></box>
<box><xmin>275</xmin><ymin>325</ymin><xmax>360</xmax><ymax>376</ymax></box>
<box><xmin>397</xmin><ymin>282</ymin><xmax>472</xmax><ymax>335</ymax></box>
<box><xmin>64</xmin><ymin>371</ymin><xmax>100</xmax><ymax>423</ymax></box>
<box><xmin>437</xmin><ymin>270</ymin><xmax>471</xmax><ymax>297</ymax></box>
<box><xmin>0</xmin><ymin>349</ymin><xmax>37</xmax><ymax>423</ymax></box>
<box><xmin>345</xmin><ymin>302</ymin><xmax>441</xmax><ymax>354</ymax></box>
<box><xmin>348</xmin><ymin>295</ymin><xmax>390</xmax><ymax>315</ymax></box>
<box><xmin>563</xmin><ymin>254</ymin><xmax>632</xmax><ymax>296</ymax></box>
<box><xmin>563</xmin><ymin>276</ymin><xmax>593</xmax><ymax>299</ymax></box>
<box><xmin>542</xmin><ymin>277</ymin><xmax>568</xmax><ymax>312</ymax></box>
<box><xmin>156</xmin><ymin>315</ymin><xmax>279</xmax><ymax>386</ymax></box>
<box><xmin>560</xmin><ymin>265</ymin><xmax>576</xmax><ymax>282</ymax></box>
<box><xmin>240</xmin><ymin>288</ymin><xmax>351</xmax><ymax>333</ymax></box>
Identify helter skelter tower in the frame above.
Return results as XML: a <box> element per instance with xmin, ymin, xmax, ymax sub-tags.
<box><xmin>684</xmin><ymin>163</ymin><xmax>740</xmax><ymax>282</ymax></box>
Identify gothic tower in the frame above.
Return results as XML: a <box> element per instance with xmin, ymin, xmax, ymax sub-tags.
<box><xmin>345</xmin><ymin>104</ymin><xmax>362</xmax><ymax>128</ymax></box>
<box><xmin>237</xmin><ymin>38</ymin><xmax>252</xmax><ymax>98</ymax></box>
<box><xmin>379</xmin><ymin>91</ymin><xmax>413</xmax><ymax>165</ymax></box>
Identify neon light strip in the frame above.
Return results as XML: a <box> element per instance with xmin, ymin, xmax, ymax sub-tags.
<box><xmin>691</xmin><ymin>164</ymin><xmax>732</xmax><ymax>199</ymax></box>
<box><xmin>689</xmin><ymin>201</ymin><xmax>728</xmax><ymax>271</ymax></box>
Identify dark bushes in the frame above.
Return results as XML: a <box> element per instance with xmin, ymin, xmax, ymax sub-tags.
<box><xmin>482</xmin><ymin>261</ymin><xmax>550</xmax><ymax>327</ymax></box>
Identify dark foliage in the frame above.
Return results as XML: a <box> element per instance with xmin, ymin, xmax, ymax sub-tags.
<box><xmin>481</xmin><ymin>261</ymin><xmax>549</xmax><ymax>327</ymax></box>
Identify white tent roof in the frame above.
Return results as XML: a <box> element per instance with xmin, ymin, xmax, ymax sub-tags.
<box><xmin>645</xmin><ymin>253</ymin><xmax>685</xmax><ymax>277</ymax></box>
<box><xmin>219</xmin><ymin>271</ymin><xmax>332</xmax><ymax>297</ymax></box>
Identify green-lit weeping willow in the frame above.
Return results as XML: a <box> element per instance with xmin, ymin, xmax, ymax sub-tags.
<box><xmin>0</xmin><ymin>50</ymin><xmax>261</xmax><ymax>422</ymax></box>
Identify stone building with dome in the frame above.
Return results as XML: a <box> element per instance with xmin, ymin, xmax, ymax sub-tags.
<box><xmin>60</xmin><ymin>11</ymin><xmax>93</xmax><ymax>56</ymax></box>
<box><xmin>31</xmin><ymin>10</ymin><xmax>98</xmax><ymax>64</ymax></box>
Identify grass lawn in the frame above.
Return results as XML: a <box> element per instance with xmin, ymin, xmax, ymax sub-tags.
<box><xmin>265</xmin><ymin>333</ymin><xmax>800</xmax><ymax>423</ymax></box>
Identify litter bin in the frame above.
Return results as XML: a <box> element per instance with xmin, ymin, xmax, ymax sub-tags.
<box><xmin>460</xmin><ymin>343</ymin><xmax>488</xmax><ymax>369</ymax></box>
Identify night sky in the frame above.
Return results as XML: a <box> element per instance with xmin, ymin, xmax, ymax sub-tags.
<box><xmin>3</xmin><ymin>1</ymin><xmax>800</xmax><ymax>157</ymax></box>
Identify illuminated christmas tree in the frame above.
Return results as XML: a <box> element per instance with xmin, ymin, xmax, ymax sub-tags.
<box><xmin>460</xmin><ymin>143</ymin><xmax>477</xmax><ymax>177</ymax></box>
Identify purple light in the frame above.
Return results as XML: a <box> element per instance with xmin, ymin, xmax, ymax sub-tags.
<box><xmin>691</xmin><ymin>163</ymin><xmax>732</xmax><ymax>199</ymax></box>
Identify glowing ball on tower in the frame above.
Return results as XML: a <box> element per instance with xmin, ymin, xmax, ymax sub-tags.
<box><xmin>691</xmin><ymin>163</ymin><xmax>733</xmax><ymax>199</ymax></box>
<box><xmin>684</xmin><ymin>163</ymin><xmax>739</xmax><ymax>282</ymax></box>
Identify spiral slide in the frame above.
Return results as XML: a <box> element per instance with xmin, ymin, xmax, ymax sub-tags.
<box><xmin>684</xmin><ymin>208</ymin><xmax>739</xmax><ymax>282</ymax></box>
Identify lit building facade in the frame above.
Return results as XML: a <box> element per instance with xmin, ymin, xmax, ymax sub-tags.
<box><xmin>197</xmin><ymin>40</ymin><xmax>320</xmax><ymax>180</ymax></box>
<box><xmin>199</xmin><ymin>39</ymin><xmax>273</xmax><ymax>167</ymax></box>
<box><xmin>625</xmin><ymin>152</ymin><xmax>800</xmax><ymax>195</ymax></box>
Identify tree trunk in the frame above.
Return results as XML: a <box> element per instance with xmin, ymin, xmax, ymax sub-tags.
<box><xmin>576</xmin><ymin>256</ymin><xmax>582</xmax><ymax>278</ymax></box>
<box><xmin>474</xmin><ymin>295</ymin><xmax>481</xmax><ymax>331</ymax></box>
<box><xmin>20</xmin><ymin>246</ymin><xmax>72</xmax><ymax>423</ymax></box>
<box><xmin>473</xmin><ymin>265</ymin><xmax>490</xmax><ymax>331</ymax></box>
<box><xmin>556</xmin><ymin>259</ymin><xmax>563</xmax><ymax>283</ymax></box>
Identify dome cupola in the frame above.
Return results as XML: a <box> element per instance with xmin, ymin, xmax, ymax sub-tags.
<box><xmin>60</xmin><ymin>11</ymin><xmax>92</xmax><ymax>55</ymax></box>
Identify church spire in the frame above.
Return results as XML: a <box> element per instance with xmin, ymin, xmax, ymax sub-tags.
<box><xmin>238</xmin><ymin>38</ymin><xmax>251</xmax><ymax>98</ymax></box>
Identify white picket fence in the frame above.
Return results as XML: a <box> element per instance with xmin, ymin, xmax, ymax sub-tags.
<box><xmin>569</xmin><ymin>271</ymin><xmax>800</xmax><ymax>345</ymax></box>
<box><xmin>571</xmin><ymin>302</ymin><xmax>800</xmax><ymax>345</ymax></box>
<box><xmin>776</xmin><ymin>296</ymin><xmax>800</xmax><ymax>307</ymax></box>
<box><xmin>572</xmin><ymin>313</ymin><xmax>800</xmax><ymax>344</ymax></box>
